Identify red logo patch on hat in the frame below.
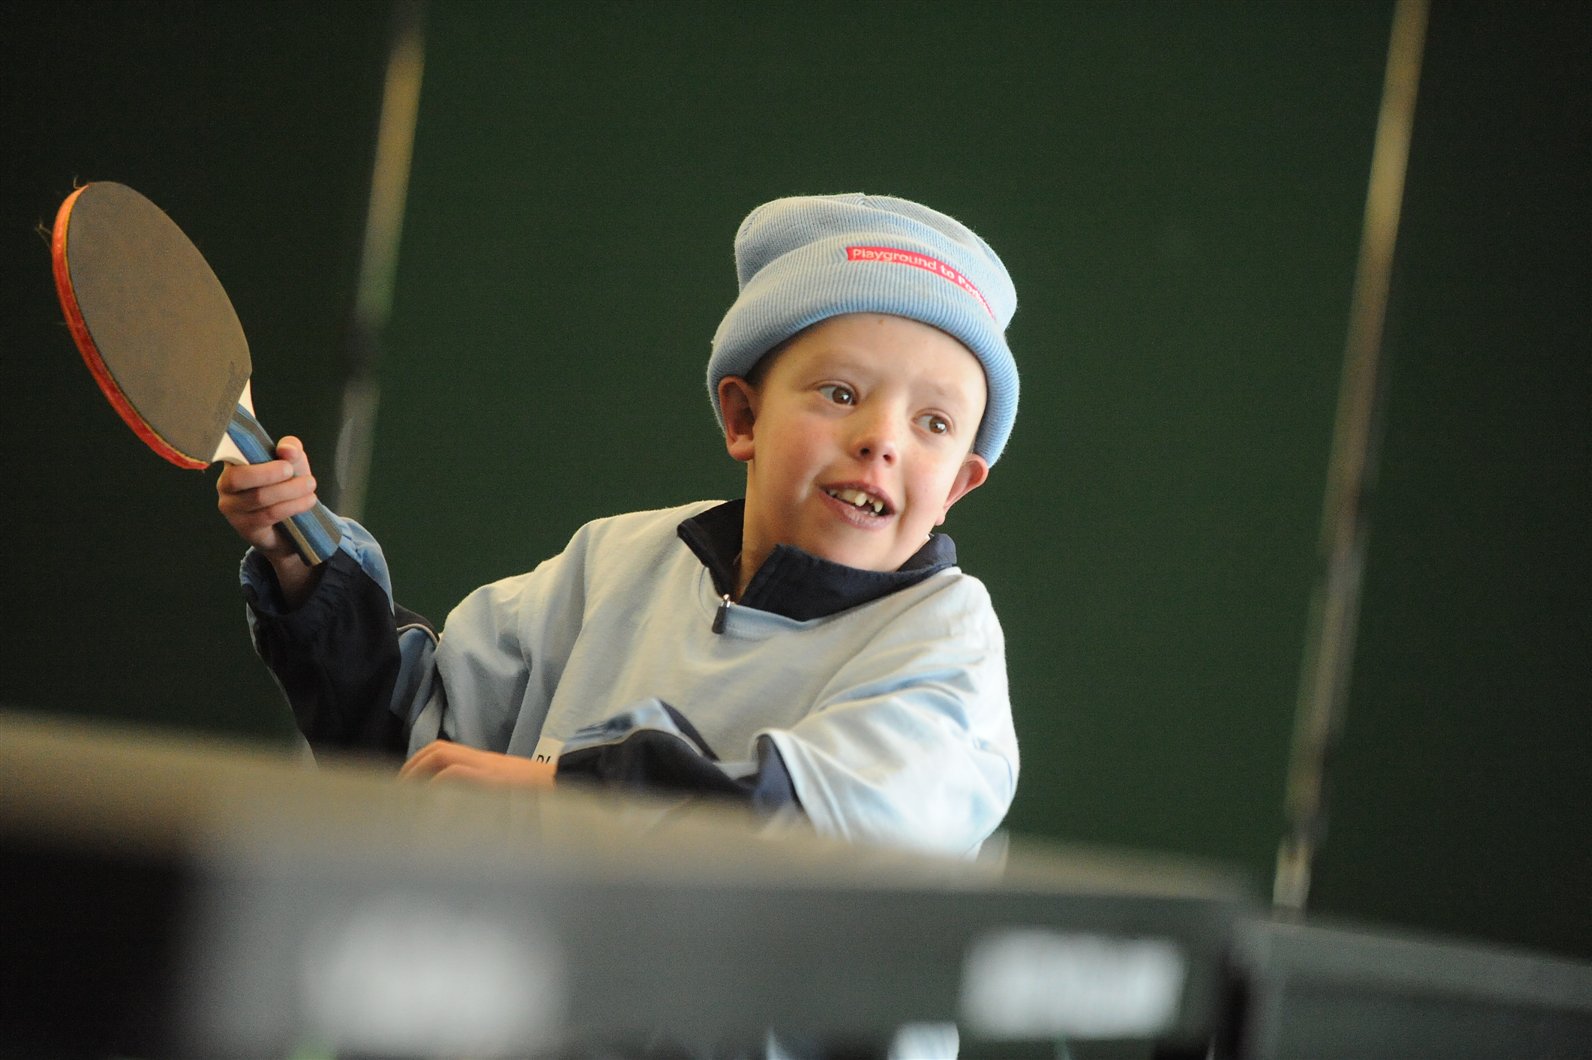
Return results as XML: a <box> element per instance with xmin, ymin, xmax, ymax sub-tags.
<box><xmin>845</xmin><ymin>245</ymin><xmax>994</xmax><ymax>319</ymax></box>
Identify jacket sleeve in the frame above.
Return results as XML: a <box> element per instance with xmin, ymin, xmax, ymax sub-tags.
<box><xmin>246</xmin><ymin>513</ymin><xmax>642</xmax><ymax>768</ymax></box>
<box><xmin>242</xmin><ymin>519</ymin><xmax>440</xmax><ymax>761</ymax></box>
<box><xmin>556</xmin><ymin>699</ymin><xmax>801</xmax><ymax>817</ymax></box>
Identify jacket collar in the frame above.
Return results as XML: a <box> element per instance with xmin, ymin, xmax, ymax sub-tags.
<box><xmin>676</xmin><ymin>499</ymin><xmax>957</xmax><ymax>622</ymax></box>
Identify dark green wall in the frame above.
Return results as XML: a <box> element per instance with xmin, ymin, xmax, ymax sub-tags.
<box><xmin>369</xmin><ymin>0</ymin><xmax>1387</xmax><ymax>891</ymax></box>
<box><xmin>3</xmin><ymin>0</ymin><xmax>1585</xmax><ymax>959</ymax></box>
<box><xmin>1307</xmin><ymin>1</ymin><xmax>1591</xmax><ymax>958</ymax></box>
<box><xmin>0</xmin><ymin>0</ymin><xmax>390</xmax><ymax>742</ymax></box>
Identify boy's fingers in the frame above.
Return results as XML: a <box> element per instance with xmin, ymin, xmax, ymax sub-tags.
<box><xmin>220</xmin><ymin>495</ymin><xmax>309</xmax><ymax>533</ymax></box>
<box><xmin>248</xmin><ymin>489</ymin><xmax>320</xmax><ymax>527</ymax></box>
<box><xmin>218</xmin><ymin>464</ymin><xmax>319</xmax><ymax>557</ymax></box>
<box><xmin>276</xmin><ymin>436</ymin><xmax>313</xmax><ymax>476</ymax></box>
<box><xmin>217</xmin><ymin>436</ymin><xmax>311</xmax><ymax>497</ymax></box>
<box><xmin>431</xmin><ymin>764</ymin><xmax>489</xmax><ymax>785</ymax></box>
<box><xmin>218</xmin><ymin>458</ymin><xmax>298</xmax><ymax>495</ymax></box>
<box><xmin>398</xmin><ymin>739</ymin><xmax>451</xmax><ymax>778</ymax></box>
<box><xmin>218</xmin><ymin>475</ymin><xmax>318</xmax><ymax>517</ymax></box>
<box><xmin>246</xmin><ymin>475</ymin><xmax>318</xmax><ymax>511</ymax></box>
<box><xmin>397</xmin><ymin>742</ymin><xmax>555</xmax><ymax>790</ymax></box>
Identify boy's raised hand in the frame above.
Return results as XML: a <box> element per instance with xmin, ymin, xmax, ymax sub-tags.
<box><xmin>217</xmin><ymin>436</ymin><xmax>323</xmax><ymax>606</ymax></box>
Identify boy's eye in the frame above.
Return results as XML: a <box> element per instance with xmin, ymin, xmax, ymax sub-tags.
<box><xmin>917</xmin><ymin>412</ymin><xmax>952</xmax><ymax>435</ymax></box>
<box><xmin>818</xmin><ymin>384</ymin><xmax>856</xmax><ymax>406</ymax></box>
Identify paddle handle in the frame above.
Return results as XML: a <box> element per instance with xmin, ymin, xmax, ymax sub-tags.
<box><xmin>225</xmin><ymin>405</ymin><xmax>343</xmax><ymax>566</ymax></box>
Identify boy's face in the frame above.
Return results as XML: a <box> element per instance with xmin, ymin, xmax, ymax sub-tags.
<box><xmin>718</xmin><ymin>313</ymin><xmax>990</xmax><ymax>579</ymax></box>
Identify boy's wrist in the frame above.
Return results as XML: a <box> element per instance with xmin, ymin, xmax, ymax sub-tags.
<box><xmin>268</xmin><ymin>550</ymin><xmax>321</xmax><ymax>610</ymax></box>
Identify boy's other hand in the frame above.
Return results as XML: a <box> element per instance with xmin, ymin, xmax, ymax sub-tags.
<box><xmin>217</xmin><ymin>436</ymin><xmax>323</xmax><ymax>606</ymax></box>
<box><xmin>399</xmin><ymin>741</ymin><xmax>557</xmax><ymax>790</ymax></box>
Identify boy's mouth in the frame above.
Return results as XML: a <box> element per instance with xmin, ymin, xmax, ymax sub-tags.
<box><xmin>823</xmin><ymin>485</ymin><xmax>892</xmax><ymax>517</ymax></box>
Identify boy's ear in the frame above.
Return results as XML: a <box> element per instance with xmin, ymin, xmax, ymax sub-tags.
<box><xmin>717</xmin><ymin>376</ymin><xmax>758</xmax><ymax>463</ymax></box>
<box><xmin>936</xmin><ymin>453</ymin><xmax>990</xmax><ymax>526</ymax></box>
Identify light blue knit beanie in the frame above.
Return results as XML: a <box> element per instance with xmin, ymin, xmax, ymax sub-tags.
<box><xmin>708</xmin><ymin>193</ymin><xmax>1019</xmax><ymax>465</ymax></box>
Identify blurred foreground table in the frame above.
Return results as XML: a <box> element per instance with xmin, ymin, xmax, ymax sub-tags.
<box><xmin>1</xmin><ymin>711</ymin><xmax>1586</xmax><ymax>1059</ymax></box>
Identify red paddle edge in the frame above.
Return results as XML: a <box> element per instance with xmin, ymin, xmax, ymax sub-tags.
<box><xmin>52</xmin><ymin>184</ymin><xmax>209</xmax><ymax>470</ymax></box>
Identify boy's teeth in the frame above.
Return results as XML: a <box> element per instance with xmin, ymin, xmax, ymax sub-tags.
<box><xmin>829</xmin><ymin>488</ymin><xmax>884</xmax><ymax>514</ymax></box>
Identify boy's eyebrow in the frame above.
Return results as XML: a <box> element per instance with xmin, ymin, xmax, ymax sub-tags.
<box><xmin>915</xmin><ymin>375</ymin><xmax>983</xmax><ymax>408</ymax></box>
<box><xmin>797</xmin><ymin>349</ymin><xmax>869</xmax><ymax>375</ymax></box>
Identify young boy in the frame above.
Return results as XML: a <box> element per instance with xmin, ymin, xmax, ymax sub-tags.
<box><xmin>220</xmin><ymin>193</ymin><xmax>1020</xmax><ymax>859</ymax></box>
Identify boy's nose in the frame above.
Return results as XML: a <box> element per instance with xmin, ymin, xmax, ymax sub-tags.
<box><xmin>853</xmin><ymin>415</ymin><xmax>899</xmax><ymax>464</ymax></box>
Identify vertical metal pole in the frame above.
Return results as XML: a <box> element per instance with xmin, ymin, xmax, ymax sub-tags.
<box><xmin>331</xmin><ymin>0</ymin><xmax>426</xmax><ymax>520</ymax></box>
<box><xmin>1274</xmin><ymin>0</ymin><xmax>1429</xmax><ymax>914</ymax></box>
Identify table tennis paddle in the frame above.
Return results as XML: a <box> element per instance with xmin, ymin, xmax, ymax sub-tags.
<box><xmin>51</xmin><ymin>181</ymin><xmax>340</xmax><ymax>565</ymax></box>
